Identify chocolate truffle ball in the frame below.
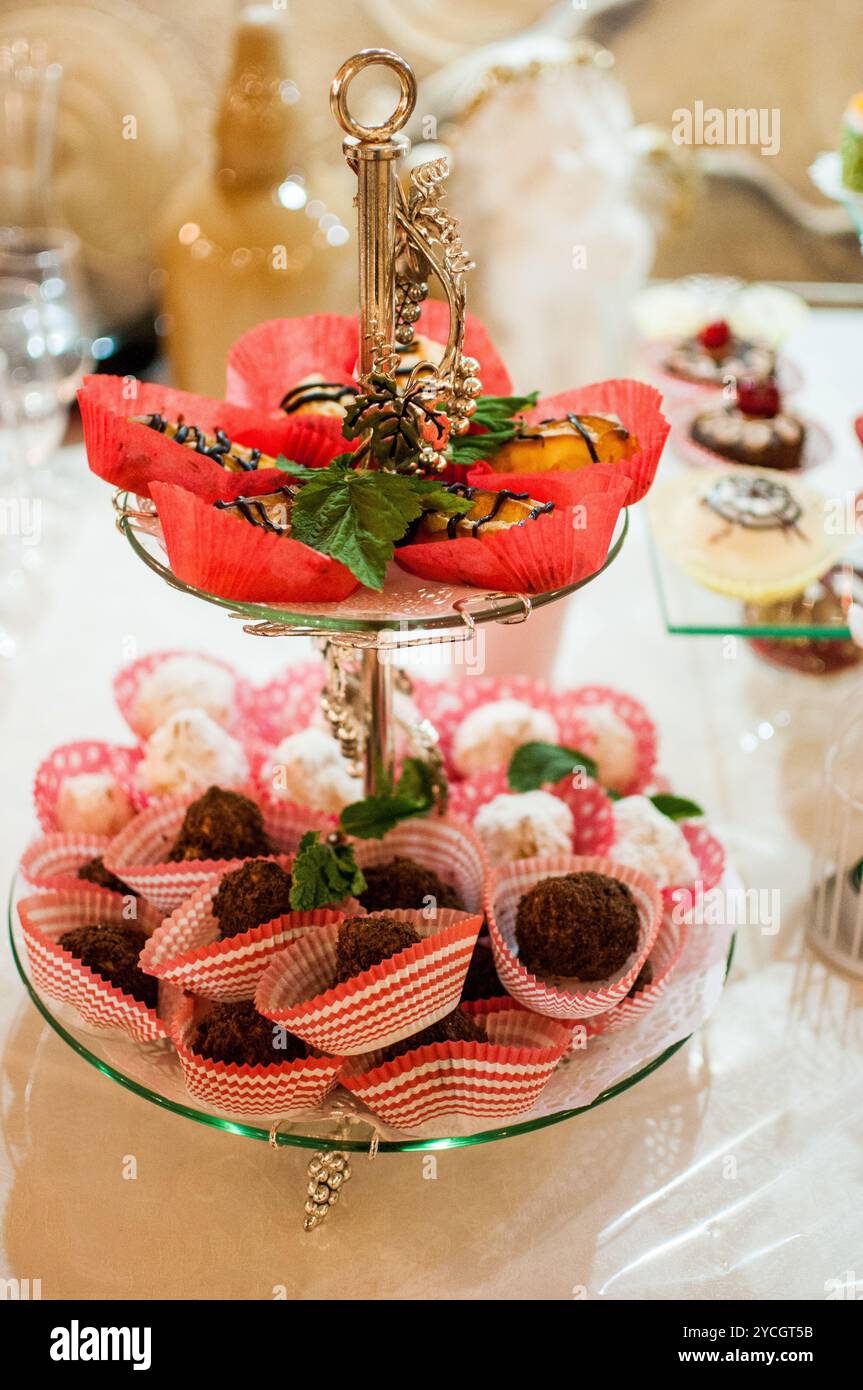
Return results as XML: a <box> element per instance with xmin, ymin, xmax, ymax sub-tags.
<box><xmin>515</xmin><ymin>871</ymin><xmax>640</xmax><ymax>980</ymax></box>
<box><xmin>191</xmin><ymin>1001</ymin><xmax>306</xmax><ymax>1067</ymax></box>
<box><xmin>167</xmin><ymin>786</ymin><xmax>272</xmax><ymax>863</ymax></box>
<box><xmin>76</xmin><ymin>856</ymin><xmax>135</xmax><ymax>897</ymax></box>
<box><xmin>461</xmin><ymin>938</ymin><xmax>505</xmax><ymax>1001</ymax></box>
<box><xmin>628</xmin><ymin>960</ymin><xmax>654</xmax><ymax>997</ymax></box>
<box><xmin>57</xmin><ymin>922</ymin><xmax>157</xmax><ymax>1008</ymax></box>
<box><xmin>334</xmin><ymin>914</ymin><xmax>421</xmax><ymax>984</ymax></box>
<box><xmin>211</xmin><ymin>859</ymin><xmax>294</xmax><ymax>939</ymax></box>
<box><xmin>357</xmin><ymin>856</ymin><xmax>464</xmax><ymax>913</ymax></box>
<box><xmin>381</xmin><ymin>1008</ymin><xmax>487</xmax><ymax>1062</ymax></box>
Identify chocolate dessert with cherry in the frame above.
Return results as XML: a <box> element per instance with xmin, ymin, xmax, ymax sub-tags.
<box><xmin>664</xmin><ymin>319</ymin><xmax>775</xmax><ymax>388</ymax></box>
<box><xmin>690</xmin><ymin>377</ymin><xmax>805</xmax><ymax>471</ymax></box>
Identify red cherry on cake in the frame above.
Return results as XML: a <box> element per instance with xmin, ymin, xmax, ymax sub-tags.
<box><xmin>698</xmin><ymin>319</ymin><xmax>731</xmax><ymax>349</ymax></box>
<box><xmin>736</xmin><ymin>375</ymin><xmax>781</xmax><ymax>418</ymax></box>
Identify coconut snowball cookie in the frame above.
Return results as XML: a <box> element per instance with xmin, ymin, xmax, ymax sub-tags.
<box><xmin>611</xmin><ymin>796</ymin><xmax>698</xmax><ymax>890</ymax></box>
<box><xmin>56</xmin><ymin>772</ymin><xmax>136</xmax><ymax>837</ymax></box>
<box><xmin>576</xmin><ymin>704</ymin><xmax>638</xmax><ymax>794</ymax></box>
<box><xmin>268</xmin><ymin>728</ymin><xmax>361</xmax><ymax>815</ymax></box>
<box><xmin>452</xmin><ymin>699</ymin><xmax>559</xmax><ymax>777</ymax></box>
<box><xmin>133</xmin><ymin>655</ymin><xmax>235</xmax><ymax>738</ymax></box>
<box><xmin>474</xmin><ymin>790</ymin><xmax>574</xmax><ymax>863</ymax></box>
<box><xmin>137</xmin><ymin>708</ymin><xmax>249</xmax><ymax>796</ymax></box>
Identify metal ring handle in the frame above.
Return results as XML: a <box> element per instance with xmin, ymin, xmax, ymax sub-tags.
<box><xmin>330</xmin><ymin>48</ymin><xmax>416</xmax><ymax>143</ymax></box>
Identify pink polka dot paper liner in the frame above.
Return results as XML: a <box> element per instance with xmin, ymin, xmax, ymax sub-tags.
<box><xmin>103</xmin><ymin>789</ymin><xmax>331</xmax><ymax>914</ymax></box>
<box><xmin>168</xmin><ymin>993</ymin><xmax>344</xmax><ymax>1118</ymax></box>
<box><xmin>448</xmin><ymin>767</ymin><xmax>615</xmax><ymax>858</ymax></box>
<box><xmin>112</xmin><ymin>648</ymin><xmax>248</xmax><ymax>740</ymax></box>
<box><xmin>663</xmin><ymin>823</ymin><xmax>726</xmax><ymax>912</ymax></box>
<box><xmin>236</xmin><ymin>660</ymin><xmax>327</xmax><ymax>745</ymax></box>
<box><xmin>140</xmin><ymin>876</ymin><xmax>359</xmax><ymax>1001</ymax></box>
<box><xmin>19</xmin><ymin>832</ymin><xmax>115</xmax><ymax>892</ymax></box>
<box><xmin>255</xmin><ymin>908</ymin><xmax>483</xmax><ymax>1056</ymax></box>
<box><xmin>33</xmin><ymin>740</ymin><xmax>142</xmax><ymax>835</ymax></box>
<box><xmin>412</xmin><ymin>675</ymin><xmax>565</xmax><ymax>782</ymax></box>
<box><xmin>341</xmin><ymin>998</ymin><xmax>572</xmax><ymax>1130</ymax></box>
<box><xmin>555</xmin><ymin>684</ymin><xmax>658</xmax><ymax>796</ymax></box>
<box><xmin>17</xmin><ymin>888</ymin><xmax>165</xmax><ymax>1043</ymax></box>
<box><xmin>485</xmin><ymin>853</ymin><xmax>662</xmax><ymax>1020</ymax></box>
<box><xmin>667</xmin><ymin>399</ymin><xmax>832</xmax><ymax>476</ymax></box>
<box><xmin>585</xmin><ymin>911</ymin><xmax>688</xmax><ymax>1036</ymax></box>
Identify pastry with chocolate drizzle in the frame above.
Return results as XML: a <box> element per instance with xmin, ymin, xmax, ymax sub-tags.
<box><xmin>488</xmin><ymin>412</ymin><xmax>639</xmax><ymax>473</ymax></box>
<box><xmin>132</xmin><ymin>414</ymin><xmax>273</xmax><ymax>474</ymax></box>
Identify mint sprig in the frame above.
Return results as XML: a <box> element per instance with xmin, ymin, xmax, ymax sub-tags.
<box><xmin>289</xmin><ymin>830</ymin><xmax>366</xmax><ymax>911</ymax></box>
<box><xmin>339</xmin><ymin>757</ymin><xmax>436</xmax><ymax>840</ymax></box>
<box><xmin>449</xmin><ymin>392</ymin><xmax>538</xmax><ymax>465</ymax></box>
<box><xmin>281</xmin><ymin>454</ymin><xmax>472</xmax><ymax>590</ymax></box>
<box><xmin>508</xmin><ymin>741</ymin><xmax>598</xmax><ymax>792</ymax></box>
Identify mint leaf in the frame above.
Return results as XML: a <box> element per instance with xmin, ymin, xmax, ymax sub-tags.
<box><xmin>289</xmin><ymin>830</ymin><xmax>366</xmax><ymax>910</ymax></box>
<box><xmin>290</xmin><ymin>461</ymin><xmax>471</xmax><ymax>590</ymax></box>
<box><xmin>508</xmin><ymin>741</ymin><xmax>598</xmax><ymax>792</ymax></box>
<box><xmin>339</xmin><ymin>756</ymin><xmax>437</xmax><ymax>839</ymax></box>
<box><xmin>470</xmin><ymin>393</ymin><xmax>539</xmax><ymax>430</ymax></box>
<box><xmin>449</xmin><ymin>393</ymin><xmax>539</xmax><ymax>465</ymax></box>
<box><xmin>649</xmin><ymin>793</ymin><xmax>704</xmax><ymax>822</ymax></box>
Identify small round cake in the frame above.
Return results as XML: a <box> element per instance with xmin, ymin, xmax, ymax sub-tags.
<box><xmin>380</xmin><ymin>1008</ymin><xmax>486</xmax><ymax>1063</ymax></box>
<box><xmin>269</xmin><ymin>728</ymin><xmax>361</xmax><ymax>815</ymax></box>
<box><xmin>663</xmin><ymin>319</ymin><xmax>775</xmax><ymax>387</ymax></box>
<box><xmin>461</xmin><ymin>939</ymin><xmax>504</xmax><ymax>1002</ymax></box>
<box><xmin>133</xmin><ymin>655</ymin><xmax>235</xmax><ymax>737</ymax></box>
<box><xmin>55</xmin><ymin>772</ymin><xmax>135</xmax><ymax>837</ymax></box>
<box><xmin>57</xmin><ymin>922</ymin><xmax>156</xmax><ymax>1008</ymax></box>
<box><xmin>628</xmin><ymin>959</ymin><xmax>654</xmax><ymax>997</ymax></box>
<box><xmin>357</xmin><ymin>856</ymin><xmax>464</xmax><ymax>913</ymax></box>
<box><xmin>211</xmin><ymin>859</ymin><xmax>294</xmax><ymax>939</ymax></box>
<box><xmin>691</xmin><ymin>378</ymin><xmax>805</xmax><ymax>471</ymax></box>
<box><xmin>452</xmin><ymin>698</ymin><xmax>559</xmax><ymax>776</ymax></box>
<box><xmin>576</xmin><ymin>704</ymin><xmax>638</xmax><ymax>793</ymax></box>
<box><xmin>191</xmin><ymin>1001</ymin><xmax>307</xmax><ymax>1067</ymax></box>
<box><xmin>474</xmin><ymin>790</ymin><xmax>573</xmax><ymax>863</ymax></box>
<box><xmin>138</xmin><ymin>708</ymin><xmax>249</xmax><ymax>796</ymax></box>
<box><xmin>334</xmin><ymin>914</ymin><xmax>421</xmax><ymax>984</ymax></box>
<box><xmin>168</xmin><ymin>786</ymin><xmax>272</xmax><ymax>863</ymax></box>
<box><xmin>612</xmin><ymin>796</ymin><xmax>698</xmax><ymax>890</ymax></box>
<box><xmin>515</xmin><ymin>871</ymin><xmax>640</xmax><ymax>980</ymax></box>
<box><xmin>76</xmin><ymin>856</ymin><xmax>135</xmax><ymax>896</ymax></box>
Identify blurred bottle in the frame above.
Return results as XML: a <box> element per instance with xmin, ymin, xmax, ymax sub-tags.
<box><xmin>157</xmin><ymin>5</ymin><xmax>354</xmax><ymax>397</ymax></box>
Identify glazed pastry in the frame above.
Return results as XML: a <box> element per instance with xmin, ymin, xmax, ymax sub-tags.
<box><xmin>663</xmin><ymin>320</ymin><xmax>774</xmax><ymax>387</ymax></box>
<box><xmin>691</xmin><ymin>378</ymin><xmax>805</xmax><ymax>471</ymax></box>
<box><xmin>131</xmin><ymin>414</ymin><xmax>277</xmax><ymax>473</ymax></box>
<box><xmin>840</xmin><ymin>92</ymin><xmax>863</xmax><ymax>193</ymax></box>
<box><xmin>650</xmin><ymin>468</ymin><xmax>847</xmax><ymax>604</ymax></box>
<box><xmin>214</xmin><ymin>486</ymin><xmax>299</xmax><ymax>534</ymax></box>
<box><xmin>488</xmin><ymin>413</ymin><xmax>639</xmax><ymax>474</ymax></box>
<box><xmin>279</xmin><ymin>375</ymin><xmax>359</xmax><ymax>417</ymax></box>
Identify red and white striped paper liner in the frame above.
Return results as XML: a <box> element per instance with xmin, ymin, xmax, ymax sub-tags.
<box><xmin>341</xmin><ymin>998</ymin><xmax>572</xmax><ymax>1129</ymax></box>
<box><xmin>19</xmin><ymin>832</ymin><xmax>114</xmax><ymax>892</ymax></box>
<box><xmin>448</xmin><ymin>767</ymin><xmax>615</xmax><ymax>859</ymax></box>
<box><xmin>168</xmin><ymin>994</ymin><xmax>344</xmax><ymax>1116</ymax></box>
<box><xmin>103</xmin><ymin>790</ymin><xmax>330</xmax><ymax>913</ymax></box>
<box><xmin>555</xmin><ymin>685</ymin><xmax>658</xmax><ymax>796</ymax></box>
<box><xmin>485</xmin><ymin>853</ymin><xmax>662</xmax><ymax>1020</ymax></box>
<box><xmin>255</xmin><ymin>908</ymin><xmax>483</xmax><ymax>1056</ymax></box>
<box><xmin>141</xmin><ymin>875</ymin><xmax>358</xmax><ymax>1000</ymax></box>
<box><xmin>33</xmin><ymin>740</ymin><xmax>143</xmax><ymax>835</ymax></box>
<box><xmin>17</xmin><ymin>889</ymin><xmax>165</xmax><ymax>1042</ymax></box>
<box><xmin>350</xmin><ymin>815</ymin><xmax>488</xmax><ymax>914</ymax></box>
<box><xmin>112</xmin><ymin>648</ymin><xmax>246</xmax><ymax>740</ymax></box>
<box><xmin>586</xmin><ymin>911</ymin><xmax>688</xmax><ymax>1036</ymax></box>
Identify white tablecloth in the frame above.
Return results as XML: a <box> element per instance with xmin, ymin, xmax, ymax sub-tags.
<box><xmin>1</xmin><ymin>310</ymin><xmax>861</xmax><ymax>1300</ymax></box>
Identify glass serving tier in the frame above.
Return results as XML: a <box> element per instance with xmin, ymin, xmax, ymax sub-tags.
<box><xmin>115</xmin><ymin>493</ymin><xmax>628</xmax><ymax>637</ymax></box>
<box><xmin>9</xmin><ymin>874</ymin><xmax>736</xmax><ymax>1154</ymax></box>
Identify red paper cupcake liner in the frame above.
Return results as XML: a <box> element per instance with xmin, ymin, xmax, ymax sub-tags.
<box><xmin>395</xmin><ymin>468</ymin><xmax>629</xmax><ymax>595</ymax></box>
<box><xmin>350</xmin><ymin>815</ymin><xmax>488</xmax><ymax>914</ymax></box>
<box><xmin>642</xmin><ymin>339</ymin><xmax>804</xmax><ymax>405</ymax></box>
<box><xmin>79</xmin><ymin>374</ymin><xmax>337</xmax><ymax>503</ymax></box>
<box><xmin>17</xmin><ymin>889</ymin><xmax>165</xmax><ymax>1042</ymax></box>
<box><xmin>468</xmin><ymin>379</ymin><xmax>669</xmax><ymax>507</ymax></box>
<box><xmin>662</xmin><ymin>823</ymin><xmax>726</xmax><ymax>910</ymax></box>
<box><xmin>113</xmin><ymin>648</ymin><xmax>244</xmax><ymax>740</ymax></box>
<box><xmin>667</xmin><ymin>399</ymin><xmax>832</xmax><ymax>475</ymax></box>
<box><xmin>141</xmin><ymin>876</ymin><xmax>358</xmax><ymax>1000</ymax></box>
<box><xmin>225</xmin><ymin>304</ymin><xmax>512</xmax><ymax>412</ymax></box>
<box><xmin>237</xmin><ymin>661</ymin><xmax>328</xmax><ymax>744</ymax></box>
<box><xmin>169</xmin><ymin>994</ymin><xmax>343</xmax><ymax>1117</ymax></box>
<box><xmin>103</xmin><ymin>790</ymin><xmax>330</xmax><ymax>914</ymax></box>
<box><xmin>555</xmin><ymin>684</ymin><xmax>658</xmax><ymax>796</ymax></box>
<box><xmin>586</xmin><ymin>912</ymin><xmax>688</xmax><ymax>1036</ymax></box>
<box><xmin>340</xmin><ymin>998</ymin><xmax>571</xmax><ymax>1129</ymax></box>
<box><xmin>33</xmin><ymin>739</ymin><xmax>142</xmax><ymax>835</ymax></box>
<box><xmin>19</xmin><ymin>832</ymin><xmax>115</xmax><ymax>892</ymax></box>
<box><xmin>255</xmin><ymin>907</ymin><xmax>483</xmax><ymax>1056</ymax></box>
<box><xmin>149</xmin><ymin>481</ymin><xmax>359</xmax><ymax>605</ymax></box>
<box><xmin>448</xmin><ymin>767</ymin><xmax>615</xmax><ymax>858</ymax></box>
<box><xmin>485</xmin><ymin>853</ymin><xmax>663</xmax><ymax>1020</ymax></box>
